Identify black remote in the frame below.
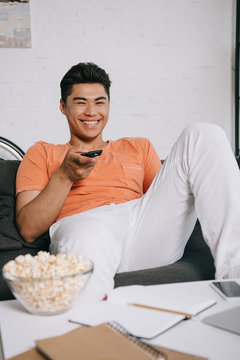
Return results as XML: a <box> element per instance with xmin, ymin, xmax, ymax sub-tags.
<box><xmin>81</xmin><ymin>150</ymin><xmax>103</xmax><ymax>157</ymax></box>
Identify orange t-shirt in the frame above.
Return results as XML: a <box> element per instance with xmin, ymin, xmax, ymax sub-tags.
<box><xmin>16</xmin><ymin>137</ymin><xmax>161</xmax><ymax>222</ymax></box>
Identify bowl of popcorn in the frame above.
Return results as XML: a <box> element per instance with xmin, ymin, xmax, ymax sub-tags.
<box><xmin>2</xmin><ymin>251</ymin><xmax>94</xmax><ymax>315</ymax></box>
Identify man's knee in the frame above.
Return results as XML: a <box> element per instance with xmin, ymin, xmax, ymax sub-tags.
<box><xmin>184</xmin><ymin>122</ymin><xmax>226</xmax><ymax>142</ymax></box>
<box><xmin>180</xmin><ymin>122</ymin><xmax>229</xmax><ymax>154</ymax></box>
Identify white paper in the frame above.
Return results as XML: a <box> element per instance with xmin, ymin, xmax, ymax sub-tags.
<box><xmin>108</xmin><ymin>285</ymin><xmax>217</xmax><ymax>315</ymax></box>
<box><xmin>69</xmin><ymin>301</ymin><xmax>184</xmax><ymax>339</ymax></box>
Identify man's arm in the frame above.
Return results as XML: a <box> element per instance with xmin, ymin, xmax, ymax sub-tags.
<box><xmin>16</xmin><ymin>148</ymin><xmax>98</xmax><ymax>243</ymax></box>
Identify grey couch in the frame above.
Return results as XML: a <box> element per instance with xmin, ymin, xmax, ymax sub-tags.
<box><xmin>0</xmin><ymin>158</ymin><xmax>215</xmax><ymax>301</ymax></box>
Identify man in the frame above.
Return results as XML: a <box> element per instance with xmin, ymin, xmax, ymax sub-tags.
<box><xmin>16</xmin><ymin>62</ymin><xmax>240</xmax><ymax>302</ymax></box>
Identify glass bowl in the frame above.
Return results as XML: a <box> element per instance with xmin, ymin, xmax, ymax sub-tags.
<box><xmin>2</xmin><ymin>253</ymin><xmax>94</xmax><ymax>315</ymax></box>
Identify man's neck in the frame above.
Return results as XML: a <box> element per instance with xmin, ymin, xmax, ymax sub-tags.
<box><xmin>68</xmin><ymin>136</ymin><xmax>108</xmax><ymax>150</ymax></box>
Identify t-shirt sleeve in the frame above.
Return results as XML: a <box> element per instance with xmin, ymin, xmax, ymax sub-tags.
<box><xmin>16</xmin><ymin>142</ymin><xmax>50</xmax><ymax>195</ymax></box>
<box><xmin>143</xmin><ymin>139</ymin><xmax>162</xmax><ymax>192</ymax></box>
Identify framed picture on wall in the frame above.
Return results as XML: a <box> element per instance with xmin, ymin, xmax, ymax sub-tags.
<box><xmin>0</xmin><ymin>0</ymin><xmax>31</xmax><ymax>48</ymax></box>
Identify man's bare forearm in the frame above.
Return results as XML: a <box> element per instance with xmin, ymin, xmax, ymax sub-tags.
<box><xmin>16</xmin><ymin>168</ymin><xmax>73</xmax><ymax>243</ymax></box>
<box><xmin>16</xmin><ymin>148</ymin><xmax>98</xmax><ymax>243</ymax></box>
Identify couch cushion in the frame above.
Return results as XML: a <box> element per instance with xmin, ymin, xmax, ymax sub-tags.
<box><xmin>0</xmin><ymin>159</ymin><xmax>50</xmax><ymax>251</ymax></box>
<box><xmin>0</xmin><ymin>247</ymin><xmax>41</xmax><ymax>300</ymax></box>
<box><xmin>114</xmin><ymin>221</ymin><xmax>215</xmax><ymax>287</ymax></box>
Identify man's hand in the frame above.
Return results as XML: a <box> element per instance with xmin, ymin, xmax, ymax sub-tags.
<box><xmin>59</xmin><ymin>146</ymin><xmax>98</xmax><ymax>182</ymax></box>
<box><xmin>16</xmin><ymin>146</ymin><xmax>98</xmax><ymax>243</ymax></box>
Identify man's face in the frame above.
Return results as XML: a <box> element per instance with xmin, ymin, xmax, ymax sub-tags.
<box><xmin>60</xmin><ymin>83</ymin><xmax>110</xmax><ymax>145</ymax></box>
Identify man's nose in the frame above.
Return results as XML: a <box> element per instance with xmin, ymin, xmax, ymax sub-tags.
<box><xmin>84</xmin><ymin>103</ymin><xmax>97</xmax><ymax>116</ymax></box>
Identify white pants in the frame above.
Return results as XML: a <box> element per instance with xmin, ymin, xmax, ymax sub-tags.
<box><xmin>50</xmin><ymin>123</ymin><xmax>240</xmax><ymax>303</ymax></box>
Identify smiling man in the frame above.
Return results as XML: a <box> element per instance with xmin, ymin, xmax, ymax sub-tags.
<box><xmin>15</xmin><ymin>62</ymin><xmax>240</xmax><ymax>303</ymax></box>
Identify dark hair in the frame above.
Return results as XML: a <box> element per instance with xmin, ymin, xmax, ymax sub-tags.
<box><xmin>60</xmin><ymin>62</ymin><xmax>111</xmax><ymax>103</ymax></box>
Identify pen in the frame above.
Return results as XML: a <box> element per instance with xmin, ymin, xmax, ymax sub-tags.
<box><xmin>128</xmin><ymin>302</ymin><xmax>193</xmax><ymax>319</ymax></box>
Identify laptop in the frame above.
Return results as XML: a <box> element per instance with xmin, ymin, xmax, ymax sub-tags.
<box><xmin>203</xmin><ymin>306</ymin><xmax>240</xmax><ymax>335</ymax></box>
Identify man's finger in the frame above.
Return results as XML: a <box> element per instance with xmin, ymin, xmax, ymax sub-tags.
<box><xmin>74</xmin><ymin>153</ymin><xmax>97</xmax><ymax>166</ymax></box>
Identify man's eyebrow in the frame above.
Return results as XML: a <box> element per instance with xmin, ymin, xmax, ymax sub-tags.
<box><xmin>95</xmin><ymin>96</ymin><xmax>107</xmax><ymax>101</ymax></box>
<box><xmin>72</xmin><ymin>96</ymin><xmax>107</xmax><ymax>101</ymax></box>
<box><xmin>73</xmin><ymin>97</ymin><xmax>87</xmax><ymax>101</ymax></box>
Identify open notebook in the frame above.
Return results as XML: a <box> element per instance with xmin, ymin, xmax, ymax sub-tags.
<box><xmin>69</xmin><ymin>284</ymin><xmax>216</xmax><ymax>339</ymax></box>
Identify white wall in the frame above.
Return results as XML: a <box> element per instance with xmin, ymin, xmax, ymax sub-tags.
<box><xmin>0</xmin><ymin>0</ymin><xmax>235</xmax><ymax>158</ymax></box>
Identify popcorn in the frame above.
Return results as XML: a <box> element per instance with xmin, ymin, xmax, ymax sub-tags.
<box><xmin>3</xmin><ymin>251</ymin><xmax>93</xmax><ymax>314</ymax></box>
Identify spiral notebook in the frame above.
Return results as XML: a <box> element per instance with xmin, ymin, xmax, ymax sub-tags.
<box><xmin>35</xmin><ymin>323</ymin><xmax>165</xmax><ymax>360</ymax></box>
<box><xmin>33</xmin><ymin>322</ymin><xmax>207</xmax><ymax>360</ymax></box>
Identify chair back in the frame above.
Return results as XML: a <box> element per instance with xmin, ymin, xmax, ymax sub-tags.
<box><xmin>0</xmin><ymin>137</ymin><xmax>25</xmax><ymax>160</ymax></box>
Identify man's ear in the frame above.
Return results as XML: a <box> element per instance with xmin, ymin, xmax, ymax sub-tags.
<box><xmin>59</xmin><ymin>99</ymin><xmax>66</xmax><ymax>115</ymax></box>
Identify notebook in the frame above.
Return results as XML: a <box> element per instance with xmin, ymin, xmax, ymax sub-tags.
<box><xmin>69</xmin><ymin>301</ymin><xmax>184</xmax><ymax>339</ymax></box>
<box><xmin>25</xmin><ymin>322</ymin><xmax>206</xmax><ymax>360</ymax></box>
<box><xmin>107</xmin><ymin>284</ymin><xmax>216</xmax><ymax>315</ymax></box>
<box><xmin>36</xmin><ymin>323</ymin><xmax>166</xmax><ymax>360</ymax></box>
<box><xmin>202</xmin><ymin>305</ymin><xmax>240</xmax><ymax>335</ymax></box>
<box><xmin>8</xmin><ymin>346</ymin><xmax>207</xmax><ymax>360</ymax></box>
<box><xmin>8</xmin><ymin>348</ymin><xmax>45</xmax><ymax>360</ymax></box>
<box><xmin>69</xmin><ymin>284</ymin><xmax>216</xmax><ymax>339</ymax></box>
<box><xmin>7</xmin><ymin>323</ymin><xmax>208</xmax><ymax>360</ymax></box>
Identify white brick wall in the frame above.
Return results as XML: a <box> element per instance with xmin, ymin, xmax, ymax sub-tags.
<box><xmin>0</xmin><ymin>0</ymin><xmax>235</xmax><ymax>158</ymax></box>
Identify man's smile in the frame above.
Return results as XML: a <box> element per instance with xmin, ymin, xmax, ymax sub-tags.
<box><xmin>81</xmin><ymin>120</ymin><xmax>99</xmax><ymax>124</ymax></box>
<box><xmin>80</xmin><ymin>120</ymin><xmax>100</xmax><ymax>128</ymax></box>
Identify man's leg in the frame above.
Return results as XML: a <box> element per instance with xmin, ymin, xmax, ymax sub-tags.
<box><xmin>122</xmin><ymin>123</ymin><xmax>240</xmax><ymax>279</ymax></box>
<box><xmin>49</xmin><ymin>203</ymin><xmax>132</xmax><ymax>304</ymax></box>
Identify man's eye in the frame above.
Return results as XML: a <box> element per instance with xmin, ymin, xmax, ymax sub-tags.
<box><xmin>96</xmin><ymin>101</ymin><xmax>105</xmax><ymax>105</ymax></box>
<box><xmin>77</xmin><ymin>102</ymin><xmax>86</xmax><ymax>105</ymax></box>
